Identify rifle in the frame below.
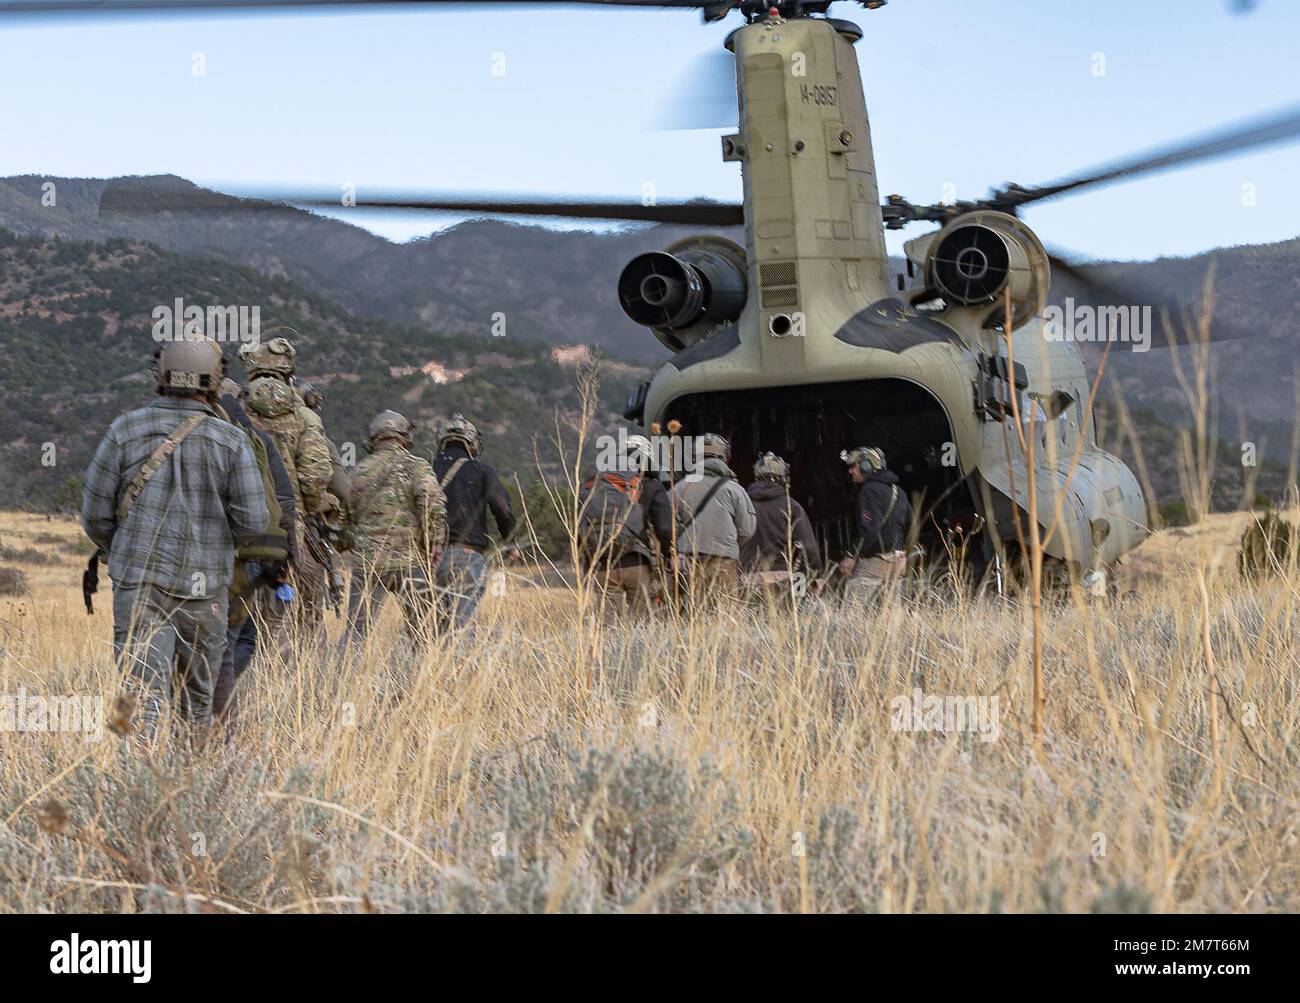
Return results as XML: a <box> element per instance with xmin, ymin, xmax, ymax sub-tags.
<box><xmin>303</xmin><ymin>515</ymin><xmax>346</xmax><ymax>615</ymax></box>
<box><xmin>82</xmin><ymin>550</ymin><xmax>104</xmax><ymax>614</ymax></box>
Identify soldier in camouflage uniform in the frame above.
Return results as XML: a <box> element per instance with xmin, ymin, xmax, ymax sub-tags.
<box><xmin>297</xmin><ymin>381</ymin><xmax>353</xmax><ymax>515</ymax></box>
<box><xmin>340</xmin><ymin>410</ymin><xmax>447</xmax><ymax>651</ymax></box>
<box><xmin>236</xmin><ymin>336</ymin><xmax>339</xmax><ymax>654</ymax></box>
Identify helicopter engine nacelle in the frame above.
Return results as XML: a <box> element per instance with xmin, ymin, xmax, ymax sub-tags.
<box><xmin>915</xmin><ymin>211</ymin><xmax>1050</xmax><ymax>329</ymax></box>
<box><xmin>618</xmin><ymin>235</ymin><xmax>747</xmax><ymax>353</ymax></box>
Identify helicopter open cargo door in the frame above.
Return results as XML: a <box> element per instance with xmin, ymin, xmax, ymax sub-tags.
<box><xmin>665</xmin><ymin>378</ymin><xmax>979</xmax><ymax>562</ymax></box>
<box><xmin>977</xmin><ymin>444</ymin><xmax>1149</xmax><ymax>571</ymax></box>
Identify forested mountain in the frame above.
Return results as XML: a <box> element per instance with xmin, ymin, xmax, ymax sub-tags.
<box><xmin>0</xmin><ymin>227</ymin><xmax>643</xmax><ymax>512</ymax></box>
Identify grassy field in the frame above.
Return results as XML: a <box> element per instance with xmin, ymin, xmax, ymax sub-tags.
<box><xmin>1</xmin><ymin>507</ymin><xmax>1297</xmax><ymax>913</ymax></box>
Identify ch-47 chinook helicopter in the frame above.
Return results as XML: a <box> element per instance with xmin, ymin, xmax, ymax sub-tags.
<box><xmin>16</xmin><ymin>0</ymin><xmax>1300</xmax><ymax>584</ymax></box>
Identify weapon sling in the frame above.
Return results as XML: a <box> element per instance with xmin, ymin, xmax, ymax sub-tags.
<box><xmin>85</xmin><ymin>413</ymin><xmax>207</xmax><ymax>614</ymax></box>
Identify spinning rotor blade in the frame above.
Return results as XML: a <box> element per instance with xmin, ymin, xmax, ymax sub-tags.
<box><xmin>98</xmin><ymin>178</ymin><xmax>744</xmax><ymax>225</ymax></box>
<box><xmin>0</xmin><ymin>0</ymin><xmax>722</xmax><ymax>16</ymax></box>
<box><xmin>653</xmin><ymin>51</ymin><xmax>738</xmax><ymax>131</ymax></box>
<box><xmin>885</xmin><ymin>101</ymin><xmax>1300</xmax><ymax>228</ymax></box>
<box><xmin>1045</xmin><ymin>249</ymin><xmax>1254</xmax><ymax>350</ymax></box>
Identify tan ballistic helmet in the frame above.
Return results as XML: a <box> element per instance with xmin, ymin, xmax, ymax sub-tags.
<box><xmin>157</xmin><ymin>338</ymin><xmax>225</xmax><ymax>396</ymax></box>
<box><xmin>238</xmin><ymin>336</ymin><xmax>296</xmax><ymax>379</ymax></box>
<box><xmin>438</xmin><ymin>412</ymin><xmax>481</xmax><ymax>456</ymax></box>
<box><xmin>753</xmin><ymin>451</ymin><xmax>790</xmax><ymax>483</ymax></box>
<box><xmin>369</xmin><ymin>409</ymin><xmax>414</xmax><ymax>447</ymax></box>
<box><xmin>700</xmin><ymin>432</ymin><xmax>731</xmax><ymax>462</ymax></box>
<box><xmin>841</xmin><ymin>446</ymin><xmax>886</xmax><ymax>474</ymax></box>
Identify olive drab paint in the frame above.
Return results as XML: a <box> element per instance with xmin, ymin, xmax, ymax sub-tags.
<box><xmin>640</xmin><ymin>14</ymin><xmax>1149</xmax><ymax>576</ymax></box>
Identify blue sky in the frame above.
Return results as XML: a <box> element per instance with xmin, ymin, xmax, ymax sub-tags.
<box><xmin>1</xmin><ymin>0</ymin><xmax>1297</xmax><ymax>261</ymax></box>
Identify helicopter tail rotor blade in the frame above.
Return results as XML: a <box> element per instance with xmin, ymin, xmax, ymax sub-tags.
<box><xmin>97</xmin><ymin>177</ymin><xmax>744</xmax><ymax>226</ymax></box>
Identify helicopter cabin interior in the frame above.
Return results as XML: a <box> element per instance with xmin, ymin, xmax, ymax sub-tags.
<box><xmin>665</xmin><ymin>378</ymin><xmax>978</xmax><ymax>563</ymax></box>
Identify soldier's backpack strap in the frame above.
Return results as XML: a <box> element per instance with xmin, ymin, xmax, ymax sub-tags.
<box><xmin>882</xmin><ymin>484</ymin><xmax>900</xmax><ymax>524</ymax></box>
<box><xmin>880</xmin><ymin>484</ymin><xmax>901</xmax><ymax>552</ymax></box>
<box><xmin>116</xmin><ymin>414</ymin><xmax>206</xmax><ymax>523</ymax></box>
<box><xmin>440</xmin><ymin>457</ymin><xmax>470</xmax><ymax>490</ymax></box>
<box><xmin>675</xmin><ymin>476</ymin><xmax>728</xmax><ymax>533</ymax></box>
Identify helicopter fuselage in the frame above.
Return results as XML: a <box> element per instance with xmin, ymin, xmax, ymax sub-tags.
<box><xmin>634</xmin><ymin>14</ymin><xmax>1149</xmax><ymax>576</ymax></box>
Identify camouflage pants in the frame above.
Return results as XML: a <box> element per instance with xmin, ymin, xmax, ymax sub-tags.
<box><xmin>341</xmin><ymin>561</ymin><xmax>438</xmax><ymax>649</ymax></box>
<box><xmin>112</xmin><ymin>585</ymin><xmax>228</xmax><ymax>742</ymax></box>
<box><xmin>253</xmin><ymin>547</ymin><xmax>328</xmax><ymax>663</ymax></box>
<box><xmin>844</xmin><ymin>551</ymin><xmax>906</xmax><ymax>605</ymax></box>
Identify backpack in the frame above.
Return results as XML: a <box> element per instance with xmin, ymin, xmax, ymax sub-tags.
<box><xmin>216</xmin><ymin>398</ymin><xmax>290</xmax><ymax>566</ymax></box>
<box><xmin>578</xmin><ymin>473</ymin><xmax>645</xmax><ymax>562</ymax></box>
<box><xmin>237</xmin><ymin>428</ymin><xmax>290</xmax><ymax>564</ymax></box>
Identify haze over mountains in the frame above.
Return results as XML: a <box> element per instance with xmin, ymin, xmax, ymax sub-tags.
<box><xmin>1</xmin><ymin>173</ymin><xmax>1297</xmax><ymax>515</ymax></box>
<box><xmin>0</xmin><ymin>174</ymin><xmax>704</xmax><ymax>362</ymax></box>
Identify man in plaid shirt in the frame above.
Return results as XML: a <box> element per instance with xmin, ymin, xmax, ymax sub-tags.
<box><xmin>82</xmin><ymin>339</ymin><xmax>268</xmax><ymax>742</ymax></box>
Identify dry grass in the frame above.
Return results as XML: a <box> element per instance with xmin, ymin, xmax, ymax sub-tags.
<box><xmin>1</xmin><ymin>507</ymin><xmax>1298</xmax><ymax>914</ymax></box>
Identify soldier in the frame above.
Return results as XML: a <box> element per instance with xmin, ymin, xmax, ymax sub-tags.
<box><xmin>431</xmin><ymin>413</ymin><xmax>516</xmax><ymax>635</ymax></box>
<box><xmin>577</xmin><ymin>434</ymin><xmax>669</xmax><ymax>615</ymax></box>
<box><xmin>341</xmin><ymin>410</ymin><xmax>447</xmax><ymax>652</ymax></box>
<box><xmin>628</xmin><ymin>433</ymin><xmax>676</xmax><ymax>563</ymax></box>
<box><xmin>81</xmin><ymin>339</ymin><xmax>269</xmax><ymax>742</ymax></box>
<box><xmin>236</xmin><ymin>336</ymin><xmax>340</xmax><ymax>654</ymax></box>
<box><xmin>212</xmin><ymin>378</ymin><xmax>297</xmax><ymax>722</ymax></box>
<box><xmin>838</xmin><ymin>446</ymin><xmax>911</xmax><ymax>603</ymax></box>
<box><xmin>669</xmin><ymin>433</ymin><xmax>756</xmax><ymax>605</ymax></box>
<box><xmin>740</xmin><ymin>452</ymin><xmax>821</xmax><ymax>598</ymax></box>
<box><xmin>297</xmin><ymin>381</ymin><xmax>353</xmax><ymax>515</ymax></box>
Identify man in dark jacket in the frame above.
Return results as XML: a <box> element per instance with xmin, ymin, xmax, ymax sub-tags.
<box><xmin>741</xmin><ymin>452</ymin><xmax>821</xmax><ymax>594</ymax></box>
<box><xmin>578</xmin><ymin>433</ymin><xmax>672</xmax><ymax>615</ymax></box>
<box><xmin>213</xmin><ymin>381</ymin><xmax>297</xmax><ymax>721</ymax></box>
<box><xmin>838</xmin><ymin>446</ymin><xmax>911</xmax><ymax>603</ymax></box>
<box><xmin>629</xmin><ymin>434</ymin><xmax>675</xmax><ymax>560</ymax></box>
<box><xmin>431</xmin><ymin>413</ymin><xmax>516</xmax><ymax>634</ymax></box>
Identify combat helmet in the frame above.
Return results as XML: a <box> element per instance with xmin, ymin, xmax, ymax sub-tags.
<box><xmin>238</xmin><ymin>336</ymin><xmax>297</xmax><ymax>380</ymax></box>
<box><xmin>700</xmin><ymin>432</ymin><xmax>730</xmax><ymax>462</ymax></box>
<box><xmin>841</xmin><ymin>446</ymin><xmax>886</xmax><ymax>474</ymax></box>
<box><xmin>438</xmin><ymin>412</ymin><xmax>482</xmax><ymax>457</ymax></box>
<box><xmin>753</xmin><ymin>451</ymin><xmax>790</xmax><ymax>483</ymax></box>
<box><xmin>156</xmin><ymin>338</ymin><xmax>225</xmax><ymax>397</ymax></box>
<box><xmin>369</xmin><ymin>409</ymin><xmax>414</xmax><ymax>448</ymax></box>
